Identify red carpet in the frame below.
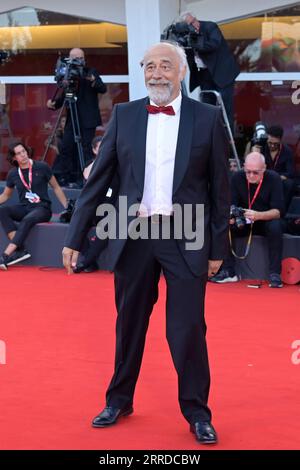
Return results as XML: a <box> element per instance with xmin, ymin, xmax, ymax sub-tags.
<box><xmin>0</xmin><ymin>267</ymin><xmax>299</xmax><ymax>450</ymax></box>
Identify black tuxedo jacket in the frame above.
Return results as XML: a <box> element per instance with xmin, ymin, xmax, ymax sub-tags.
<box><xmin>186</xmin><ymin>21</ymin><xmax>240</xmax><ymax>91</ymax></box>
<box><xmin>65</xmin><ymin>95</ymin><xmax>230</xmax><ymax>276</ymax></box>
<box><xmin>54</xmin><ymin>67</ymin><xmax>107</xmax><ymax>128</ymax></box>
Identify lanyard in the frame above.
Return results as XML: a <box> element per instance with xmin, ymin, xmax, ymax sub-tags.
<box><xmin>18</xmin><ymin>159</ymin><xmax>33</xmax><ymax>191</ymax></box>
<box><xmin>247</xmin><ymin>174</ymin><xmax>264</xmax><ymax>209</ymax></box>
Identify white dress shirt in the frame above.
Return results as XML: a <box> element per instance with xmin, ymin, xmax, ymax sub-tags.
<box><xmin>140</xmin><ymin>92</ymin><xmax>182</xmax><ymax>216</ymax></box>
<box><xmin>194</xmin><ymin>51</ymin><xmax>207</xmax><ymax>69</ymax></box>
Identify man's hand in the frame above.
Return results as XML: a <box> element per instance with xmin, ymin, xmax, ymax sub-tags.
<box><xmin>208</xmin><ymin>260</ymin><xmax>223</xmax><ymax>278</ymax></box>
<box><xmin>86</xmin><ymin>73</ymin><xmax>96</xmax><ymax>86</ymax></box>
<box><xmin>244</xmin><ymin>209</ymin><xmax>258</xmax><ymax>222</ymax></box>
<box><xmin>62</xmin><ymin>247</ymin><xmax>79</xmax><ymax>274</ymax></box>
<box><xmin>47</xmin><ymin>99</ymin><xmax>56</xmax><ymax>110</ymax></box>
<box><xmin>86</xmin><ymin>73</ymin><xmax>95</xmax><ymax>82</ymax></box>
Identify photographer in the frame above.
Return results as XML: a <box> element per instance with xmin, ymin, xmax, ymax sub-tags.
<box><xmin>210</xmin><ymin>152</ymin><xmax>285</xmax><ymax>288</ymax></box>
<box><xmin>265</xmin><ymin>125</ymin><xmax>295</xmax><ymax>210</ymax></box>
<box><xmin>73</xmin><ymin>136</ymin><xmax>119</xmax><ymax>273</ymax></box>
<box><xmin>47</xmin><ymin>48</ymin><xmax>107</xmax><ymax>187</ymax></box>
<box><xmin>0</xmin><ymin>141</ymin><xmax>68</xmax><ymax>270</ymax></box>
<box><xmin>179</xmin><ymin>12</ymin><xmax>240</xmax><ymax>130</ymax></box>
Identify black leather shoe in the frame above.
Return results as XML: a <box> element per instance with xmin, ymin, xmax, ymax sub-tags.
<box><xmin>73</xmin><ymin>262</ymin><xmax>86</xmax><ymax>274</ymax></box>
<box><xmin>190</xmin><ymin>421</ymin><xmax>218</xmax><ymax>444</ymax></box>
<box><xmin>84</xmin><ymin>262</ymin><xmax>98</xmax><ymax>273</ymax></box>
<box><xmin>73</xmin><ymin>262</ymin><xmax>98</xmax><ymax>274</ymax></box>
<box><xmin>92</xmin><ymin>405</ymin><xmax>133</xmax><ymax>428</ymax></box>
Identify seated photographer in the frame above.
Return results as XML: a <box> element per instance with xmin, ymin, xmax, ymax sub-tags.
<box><xmin>47</xmin><ymin>48</ymin><xmax>107</xmax><ymax>187</ymax></box>
<box><xmin>0</xmin><ymin>141</ymin><xmax>68</xmax><ymax>270</ymax></box>
<box><xmin>210</xmin><ymin>152</ymin><xmax>285</xmax><ymax>288</ymax></box>
<box><xmin>264</xmin><ymin>125</ymin><xmax>295</xmax><ymax>210</ymax></box>
<box><xmin>179</xmin><ymin>12</ymin><xmax>240</xmax><ymax>130</ymax></box>
<box><xmin>82</xmin><ymin>135</ymin><xmax>102</xmax><ymax>181</ymax></box>
<box><xmin>73</xmin><ymin>136</ymin><xmax>119</xmax><ymax>273</ymax></box>
<box><xmin>73</xmin><ymin>135</ymin><xmax>103</xmax><ymax>273</ymax></box>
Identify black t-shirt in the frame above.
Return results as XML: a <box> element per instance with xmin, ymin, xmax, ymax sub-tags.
<box><xmin>231</xmin><ymin>170</ymin><xmax>284</xmax><ymax>215</ymax></box>
<box><xmin>264</xmin><ymin>143</ymin><xmax>295</xmax><ymax>179</ymax></box>
<box><xmin>6</xmin><ymin>161</ymin><xmax>53</xmax><ymax>209</ymax></box>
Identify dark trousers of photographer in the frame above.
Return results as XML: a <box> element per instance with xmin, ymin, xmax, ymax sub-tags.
<box><xmin>223</xmin><ymin>219</ymin><xmax>283</xmax><ymax>275</ymax></box>
<box><xmin>52</xmin><ymin>120</ymin><xmax>95</xmax><ymax>184</ymax></box>
<box><xmin>79</xmin><ymin>226</ymin><xmax>108</xmax><ymax>267</ymax></box>
<box><xmin>0</xmin><ymin>204</ymin><xmax>51</xmax><ymax>248</ymax></box>
<box><xmin>197</xmin><ymin>68</ymin><xmax>234</xmax><ymax>131</ymax></box>
<box><xmin>282</xmin><ymin>178</ymin><xmax>295</xmax><ymax>212</ymax></box>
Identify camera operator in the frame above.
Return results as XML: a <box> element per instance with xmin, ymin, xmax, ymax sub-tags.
<box><xmin>47</xmin><ymin>48</ymin><xmax>107</xmax><ymax>187</ymax></box>
<box><xmin>210</xmin><ymin>152</ymin><xmax>285</xmax><ymax>288</ymax></box>
<box><xmin>264</xmin><ymin>125</ymin><xmax>295</xmax><ymax>210</ymax></box>
<box><xmin>179</xmin><ymin>12</ymin><xmax>240</xmax><ymax>130</ymax></box>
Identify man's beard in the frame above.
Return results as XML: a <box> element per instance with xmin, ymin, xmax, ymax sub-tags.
<box><xmin>146</xmin><ymin>79</ymin><xmax>173</xmax><ymax>105</ymax></box>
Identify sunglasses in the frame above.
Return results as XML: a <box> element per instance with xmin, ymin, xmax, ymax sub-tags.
<box><xmin>244</xmin><ymin>170</ymin><xmax>264</xmax><ymax>176</ymax></box>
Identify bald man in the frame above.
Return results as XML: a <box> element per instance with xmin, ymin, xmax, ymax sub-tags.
<box><xmin>211</xmin><ymin>152</ymin><xmax>284</xmax><ymax>287</ymax></box>
<box><xmin>47</xmin><ymin>48</ymin><xmax>107</xmax><ymax>186</ymax></box>
<box><xmin>63</xmin><ymin>42</ymin><xmax>230</xmax><ymax>443</ymax></box>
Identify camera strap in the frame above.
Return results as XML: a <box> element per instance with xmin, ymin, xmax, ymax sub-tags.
<box><xmin>229</xmin><ymin>223</ymin><xmax>254</xmax><ymax>259</ymax></box>
<box><xmin>247</xmin><ymin>176</ymin><xmax>263</xmax><ymax>209</ymax></box>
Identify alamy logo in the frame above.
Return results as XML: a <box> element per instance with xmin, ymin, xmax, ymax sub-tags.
<box><xmin>291</xmin><ymin>81</ymin><xmax>300</xmax><ymax>105</ymax></box>
<box><xmin>95</xmin><ymin>197</ymin><xmax>205</xmax><ymax>251</ymax></box>
<box><xmin>0</xmin><ymin>340</ymin><xmax>6</xmax><ymax>365</ymax></box>
<box><xmin>291</xmin><ymin>340</ymin><xmax>300</xmax><ymax>365</ymax></box>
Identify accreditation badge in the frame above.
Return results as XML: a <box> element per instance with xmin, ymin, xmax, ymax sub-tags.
<box><xmin>25</xmin><ymin>191</ymin><xmax>41</xmax><ymax>203</ymax></box>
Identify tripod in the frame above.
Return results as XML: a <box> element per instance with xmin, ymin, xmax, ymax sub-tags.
<box><xmin>42</xmin><ymin>91</ymin><xmax>85</xmax><ymax>173</ymax></box>
<box><xmin>199</xmin><ymin>90</ymin><xmax>241</xmax><ymax>170</ymax></box>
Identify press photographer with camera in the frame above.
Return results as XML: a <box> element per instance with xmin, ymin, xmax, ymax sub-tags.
<box><xmin>210</xmin><ymin>152</ymin><xmax>285</xmax><ymax>288</ymax></box>
<box><xmin>47</xmin><ymin>48</ymin><xmax>107</xmax><ymax>187</ymax></box>
<box><xmin>0</xmin><ymin>141</ymin><xmax>68</xmax><ymax>270</ymax></box>
<box><xmin>247</xmin><ymin>123</ymin><xmax>295</xmax><ymax>210</ymax></box>
<box><xmin>177</xmin><ymin>12</ymin><xmax>240</xmax><ymax>130</ymax></box>
<box><xmin>73</xmin><ymin>136</ymin><xmax>119</xmax><ymax>273</ymax></box>
<box><xmin>265</xmin><ymin>125</ymin><xmax>295</xmax><ymax>210</ymax></box>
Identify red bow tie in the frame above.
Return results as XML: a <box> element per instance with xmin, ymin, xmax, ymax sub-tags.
<box><xmin>146</xmin><ymin>104</ymin><xmax>175</xmax><ymax>116</ymax></box>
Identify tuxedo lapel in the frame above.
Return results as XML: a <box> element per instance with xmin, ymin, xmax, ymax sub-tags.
<box><xmin>172</xmin><ymin>96</ymin><xmax>194</xmax><ymax>195</ymax></box>
<box><xmin>132</xmin><ymin>98</ymin><xmax>149</xmax><ymax>197</ymax></box>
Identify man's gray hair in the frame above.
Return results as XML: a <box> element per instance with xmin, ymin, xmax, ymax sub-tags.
<box><xmin>141</xmin><ymin>41</ymin><xmax>187</xmax><ymax>71</ymax></box>
<box><xmin>178</xmin><ymin>11</ymin><xmax>194</xmax><ymax>22</ymax></box>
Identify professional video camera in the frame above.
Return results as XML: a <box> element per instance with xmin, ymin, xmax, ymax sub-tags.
<box><xmin>161</xmin><ymin>22</ymin><xmax>201</xmax><ymax>49</ymax></box>
<box><xmin>251</xmin><ymin>121</ymin><xmax>268</xmax><ymax>151</ymax></box>
<box><xmin>0</xmin><ymin>51</ymin><xmax>9</xmax><ymax>64</ymax></box>
<box><xmin>54</xmin><ymin>56</ymin><xmax>86</xmax><ymax>93</ymax></box>
<box><xmin>230</xmin><ymin>205</ymin><xmax>247</xmax><ymax>229</ymax></box>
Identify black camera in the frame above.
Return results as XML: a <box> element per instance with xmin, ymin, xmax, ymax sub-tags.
<box><xmin>161</xmin><ymin>22</ymin><xmax>200</xmax><ymax>49</ymax></box>
<box><xmin>230</xmin><ymin>205</ymin><xmax>247</xmax><ymax>229</ymax></box>
<box><xmin>54</xmin><ymin>57</ymin><xmax>85</xmax><ymax>93</ymax></box>
<box><xmin>0</xmin><ymin>51</ymin><xmax>9</xmax><ymax>64</ymax></box>
<box><xmin>59</xmin><ymin>199</ymin><xmax>76</xmax><ymax>223</ymax></box>
<box><xmin>251</xmin><ymin>121</ymin><xmax>268</xmax><ymax>150</ymax></box>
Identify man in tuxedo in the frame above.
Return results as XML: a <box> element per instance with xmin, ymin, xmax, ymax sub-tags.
<box><xmin>47</xmin><ymin>48</ymin><xmax>107</xmax><ymax>186</ymax></box>
<box><xmin>62</xmin><ymin>42</ymin><xmax>230</xmax><ymax>444</ymax></box>
<box><xmin>180</xmin><ymin>12</ymin><xmax>240</xmax><ymax>130</ymax></box>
